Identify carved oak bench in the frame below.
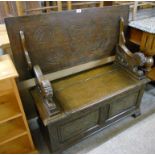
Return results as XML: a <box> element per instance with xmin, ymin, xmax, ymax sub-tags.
<box><xmin>5</xmin><ymin>5</ymin><xmax>149</xmax><ymax>153</ymax></box>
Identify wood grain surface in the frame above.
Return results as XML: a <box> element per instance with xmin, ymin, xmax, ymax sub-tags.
<box><xmin>5</xmin><ymin>5</ymin><xmax>129</xmax><ymax>80</ymax></box>
<box><xmin>51</xmin><ymin>64</ymin><xmax>137</xmax><ymax>112</ymax></box>
<box><xmin>0</xmin><ymin>54</ymin><xmax>18</xmax><ymax>81</ymax></box>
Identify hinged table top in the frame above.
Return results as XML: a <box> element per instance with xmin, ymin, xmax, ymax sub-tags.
<box><xmin>5</xmin><ymin>5</ymin><xmax>129</xmax><ymax>81</ymax></box>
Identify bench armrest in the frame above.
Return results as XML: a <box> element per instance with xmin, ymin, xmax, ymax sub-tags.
<box><xmin>115</xmin><ymin>18</ymin><xmax>147</xmax><ymax>79</ymax></box>
<box><xmin>33</xmin><ymin>65</ymin><xmax>60</xmax><ymax>116</ymax></box>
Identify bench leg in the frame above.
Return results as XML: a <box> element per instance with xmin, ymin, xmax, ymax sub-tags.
<box><xmin>132</xmin><ymin>109</ymin><xmax>141</xmax><ymax>118</ymax></box>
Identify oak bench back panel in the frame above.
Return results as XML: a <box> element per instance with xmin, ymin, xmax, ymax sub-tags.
<box><xmin>5</xmin><ymin>5</ymin><xmax>129</xmax><ymax>80</ymax></box>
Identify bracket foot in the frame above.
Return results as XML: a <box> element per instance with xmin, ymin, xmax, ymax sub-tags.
<box><xmin>132</xmin><ymin>110</ymin><xmax>141</xmax><ymax>118</ymax></box>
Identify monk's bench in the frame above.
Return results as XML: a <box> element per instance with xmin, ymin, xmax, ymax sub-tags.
<box><xmin>5</xmin><ymin>5</ymin><xmax>149</xmax><ymax>153</ymax></box>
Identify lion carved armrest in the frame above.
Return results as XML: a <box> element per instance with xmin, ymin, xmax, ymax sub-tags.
<box><xmin>115</xmin><ymin>18</ymin><xmax>147</xmax><ymax>79</ymax></box>
<box><xmin>33</xmin><ymin>65</ymin><xmax>60</xmax><ymax>116</ymax></box>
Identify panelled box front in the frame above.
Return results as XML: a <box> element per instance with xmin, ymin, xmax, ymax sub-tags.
<box><xmin>43</xmin><ymin>85</ymin><xmax>144</xmax><ymax>153</ymax></box>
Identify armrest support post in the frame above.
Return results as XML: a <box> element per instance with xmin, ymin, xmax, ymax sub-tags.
<box><xmin>33</xmin><ymin>65</ymin><xmax>60</xmax><ymax>116</ymax></box>
<box><xmin>19</xmin><ymin>31</ymin><xmax>32</xmax><ymax>71</ymax></box>
<box><xmin>19</xmin><ymin>30</ymin><xmax>60</xmax><ymax>116</ymax></box>
<box><xmin>115</xmin><ymin>17</ymin><xmax>147</xmax><ymax>79</ymax></box>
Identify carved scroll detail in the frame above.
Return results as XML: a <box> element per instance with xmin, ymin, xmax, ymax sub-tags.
<box><xmin>33</xmin><ymin>65</ymin><xmax>59</xmax><ymax>116</ymax></box>
<box><xmin>115</xmin><ymin>17</ymin><xmax>147</xmax><ymax>79</ymax></box>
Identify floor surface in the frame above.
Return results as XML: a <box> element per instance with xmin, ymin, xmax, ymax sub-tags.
<box><xmin>31</xmin><ymin>84</ymin><xmax>155</xmax><ymax>154</ymax></box>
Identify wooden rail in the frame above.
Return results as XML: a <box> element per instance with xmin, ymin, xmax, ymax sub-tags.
<box><xmin>114</xmin><ymin>1</ymin><xmax>155</xmax><ymax>21</ymax></box>
<box><xmin>25</xmin><ymin>6</ymin><xmax>58</xmax><ymax>13</ymax></box>
<box><xmin>3</xmin><ymin>2</ymin><xmax>10</xmax><ymax>16</ymax></box>
<box><xmin>0</xmin><ymin>1</ymin><xmax>155</xmax><ymax>21</ymax></box>
<box><xmin>16</xmin><ymin>1</ymin><xmax>24</xmax><ymax>16</ymax></box>
<box><xmin>25</xmin><ymin>1</ymin><xmax>105</xmax><ymax>13</ymax></box>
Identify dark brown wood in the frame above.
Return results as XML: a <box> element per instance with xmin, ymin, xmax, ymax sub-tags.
<box><xmin>33</xmin><ymin>65</ymin><xmax>60</xmax><ymax>116</ymax></box>
<box><xmin>117</xmin><ymin>18</ymin><xmax>147</xmax><ymax>79</ymax></box>
<box><xmin>32</xmin><ymin>70</ymin><xmax>146</xmax><ymax>153</ymax></box>
<box><xmin>5</xmin><ymin>5</ymin><xmax>149</xmax><ymax>153</ymax></box>
<box><xmin>5</xmin><ymin>5</ymin><xmax>129</xmax><ymax>80</ymax></box>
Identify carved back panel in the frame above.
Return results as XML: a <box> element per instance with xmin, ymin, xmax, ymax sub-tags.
<box><xmin>5</xmin><ymin>5</ymin><xmax>129</xmax><ymax>80</ymax></box>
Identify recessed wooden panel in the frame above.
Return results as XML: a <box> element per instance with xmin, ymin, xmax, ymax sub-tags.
<box><xmin>58</xmin><ymin>110</ymin><xmax>99</xmax><ymax>141</ymax></box>
<box><xmin>140</xmin><ymin>32</ymin><xmax>155</xmax><ymax>56</ymax></box>
<box><xmin>109</xmin><ymin>91</ymin><xmax>139</xmax><ymax>118</ymax></box>
<box><xmin>5</xmin><ymin>5</ymin><xmax>129</xmax><ymax>80</ymax></box>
